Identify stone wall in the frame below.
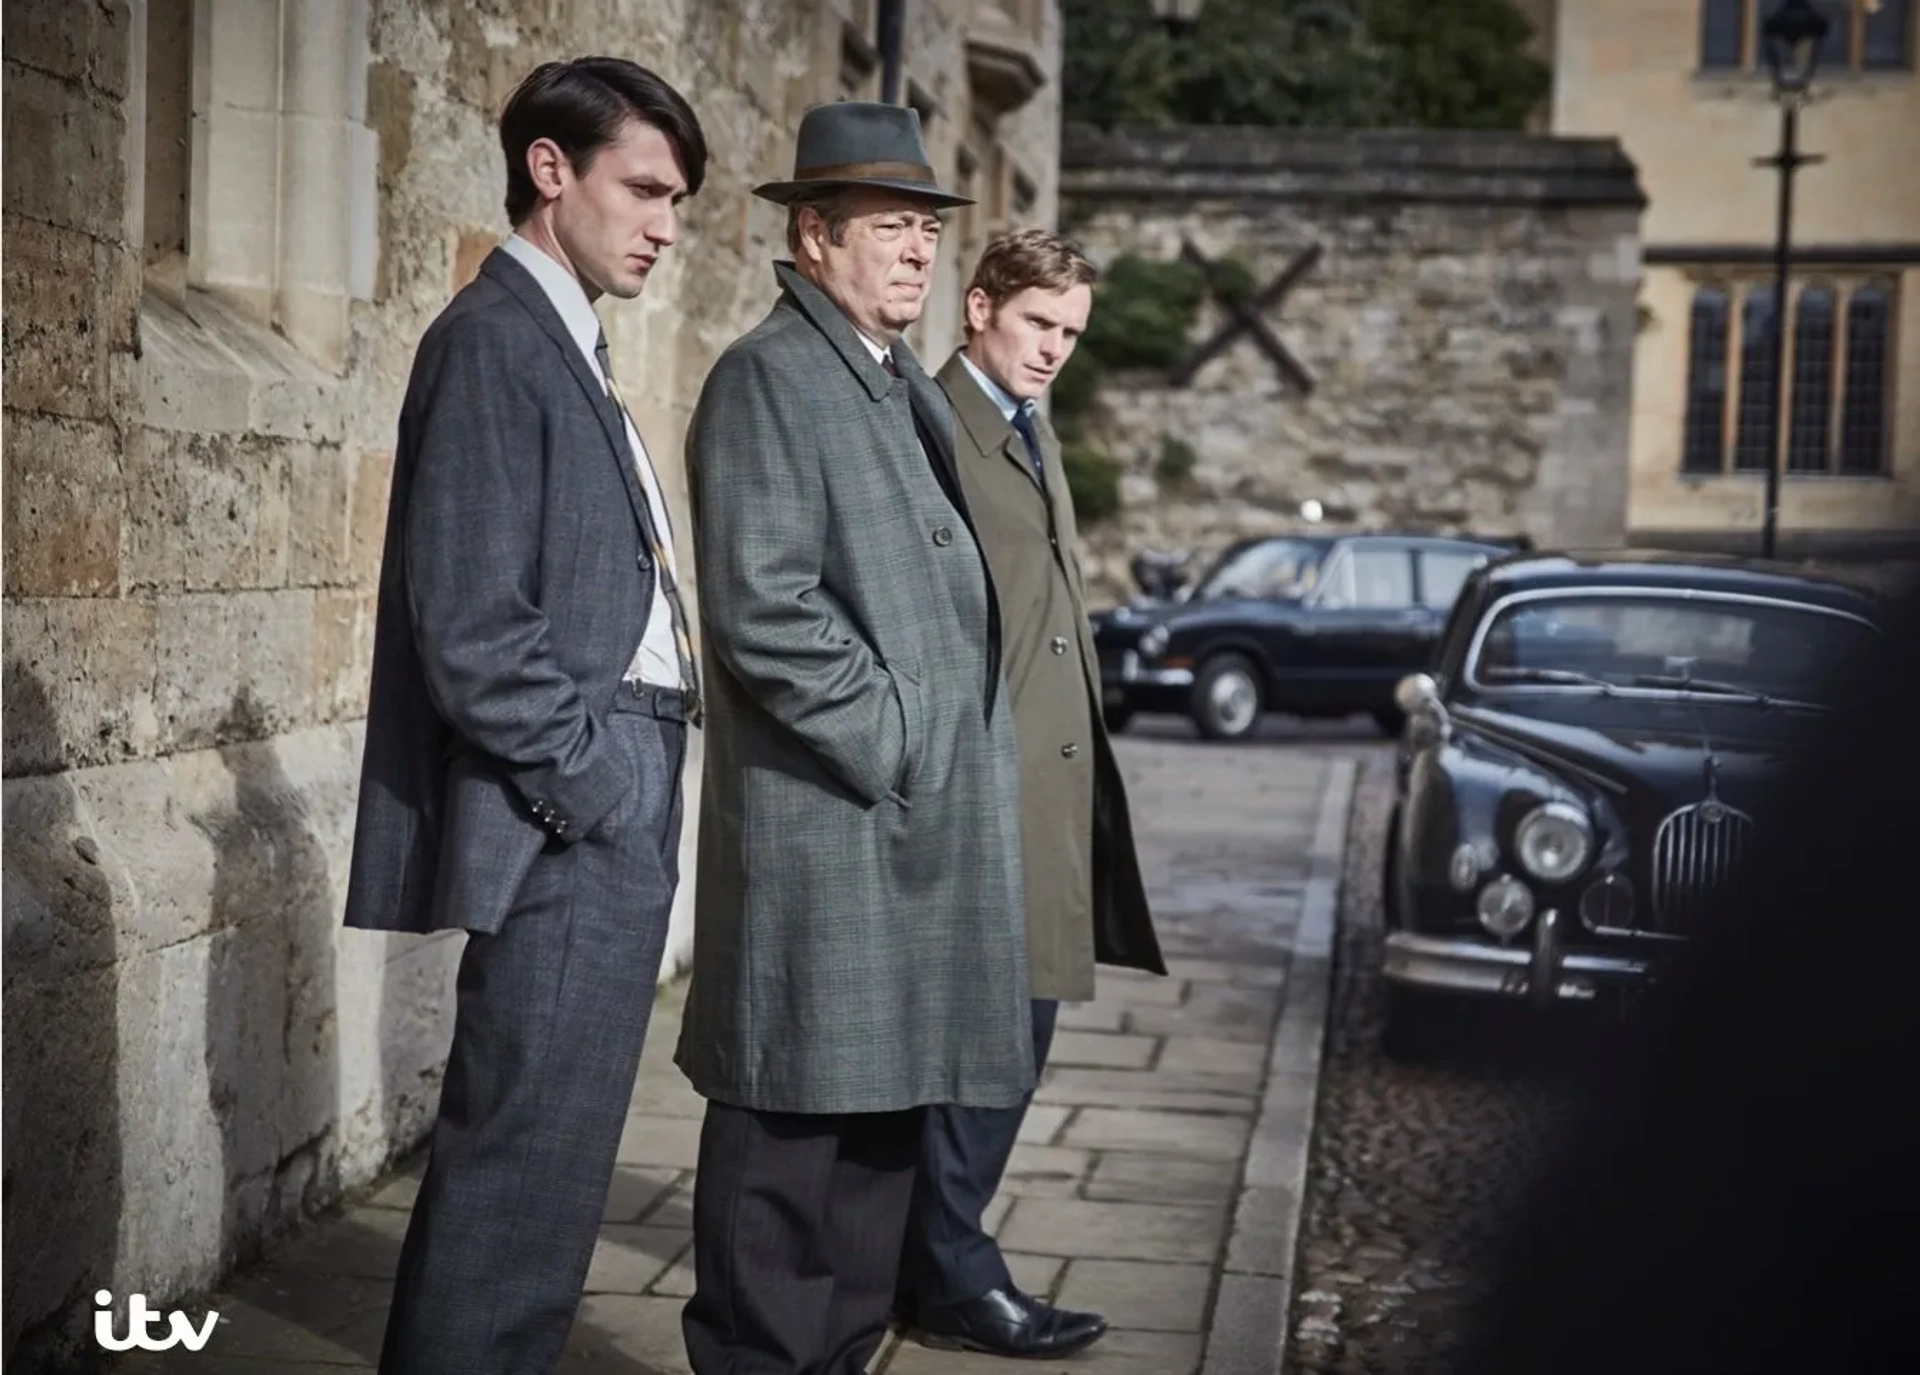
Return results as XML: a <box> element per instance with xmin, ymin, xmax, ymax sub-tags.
<box><xmin>1057</xmin><ymin>124</ymin><xmax>1644</xmax><ymax>605</ymax></box>
<box><xmin>1</xmin><ymin>0</ymin><xmax>1061</xmax><ymax>1359</ymax></box>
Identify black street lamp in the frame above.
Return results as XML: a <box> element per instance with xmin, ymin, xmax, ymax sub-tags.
<box><xmin>1754</xmin><ymin>0</ymin><xmax>1829</xmax><ymax>560</ymax></box>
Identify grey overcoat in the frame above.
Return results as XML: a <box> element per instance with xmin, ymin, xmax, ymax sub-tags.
<box><xmin>674</xmin><ymin>263</ymin><xmax>1035</xmax><ymax>1116</ymax></box>
<box><xmin>938</xmin><ymin>354</ymin><xmax>1165</xmax><ymax>1002</ymax></box>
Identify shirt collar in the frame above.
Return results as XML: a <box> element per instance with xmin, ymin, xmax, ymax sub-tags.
<box><xmin>854</xmin><ymin>328</ymin><xmax>892</xmax><ymax>367</ymax></box>
<box><xmin>502</xmin><ymin>233</ymin><xmax>604</xmax><ymax>367</ymax></box>
<box><xmin>958</xmin><ymin>352</ymin><xmax>1032</xmax><ymax>425</ymax></box>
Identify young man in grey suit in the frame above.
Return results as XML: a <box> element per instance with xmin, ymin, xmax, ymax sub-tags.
<box><xmin>342</xmin><ymin>59</ymin><xmax>706</xmax><ymax>1375</ymax></box>
<box><xmin>897</xmin><ymin>229</ymin><xmax>1166</xmax><ymax>1359</ymax></box>
<box><xmin>676</xmin><ymin>102</ymin><xmax>1035</xmax><ymax>1375</ymax></box>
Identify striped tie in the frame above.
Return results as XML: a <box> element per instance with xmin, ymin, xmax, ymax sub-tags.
<box><xmin>595</xmin><ymin>332</ymin><xmax>703</xmax><ymax>726</ymax></box>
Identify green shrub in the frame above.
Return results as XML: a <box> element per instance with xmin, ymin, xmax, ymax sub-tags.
<box><xmin>1078</xmin><ymin>256</ymin><xmax>1210</xmax><ymax>371</ymax></box>
<box><xmin>1061</xmin><ymin>443</ymin><xmax>1124</xmax><ymax>523</ymax></box>
<box><xmin>1154</xmin><ymin>436</ymin><xmax>1198</xmax><ymax>490</ymax></box>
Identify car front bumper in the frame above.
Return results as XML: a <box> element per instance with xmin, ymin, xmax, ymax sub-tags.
<box><xmin>1383</xmin><ymin>913</ymin><xmax>1654</xmax><ymax>1008</ymax></box>
<box><xmin>1100</xmin><ymin>650</ymin><xmax>1194</xmax><ymax>710</ymax></box>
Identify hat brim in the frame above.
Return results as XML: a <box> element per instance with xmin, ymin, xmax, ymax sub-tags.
<box><xmin>752</xmin><ymin>176</ymin><xmax>975</xmax><ymax>209</ymax></box>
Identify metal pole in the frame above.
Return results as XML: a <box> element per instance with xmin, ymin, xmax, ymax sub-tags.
<box><xmin>1760</xmin><ymin>100</ymin><xmax>1797</xmax><ymax>561</ymax></box>
<box><xmin>879</xmin><ymin>0</ymin><xmax>905</xmax><ymax>104</ymax></box>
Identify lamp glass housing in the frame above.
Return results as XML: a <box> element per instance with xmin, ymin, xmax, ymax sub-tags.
<box><xmin>1762</xmin><ymin>0</ymin><xmax>1831</xmax><ymax>96</ymax></box>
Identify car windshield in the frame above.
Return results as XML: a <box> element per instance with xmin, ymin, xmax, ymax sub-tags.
<box><xmin>1194</xmin><ymin>540</ymin><xmax>1322</xmax><ymax>601</ymax></box>
<box><xmin>1469</xmin><ymin>592</ymin><xmax>1875</xmax><ymax>705</ymax></box>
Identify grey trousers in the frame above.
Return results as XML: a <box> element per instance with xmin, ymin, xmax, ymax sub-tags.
<box><xmin>378</xmin><ymin>708</ymin><xmax>686</xmax><ymax>1375</ymax></box>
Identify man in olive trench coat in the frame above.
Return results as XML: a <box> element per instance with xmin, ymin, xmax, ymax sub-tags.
<box><xmin>895</xmin><ymin>229</ymin><xmax>1165</xmax><ymax>1360</ymax></box>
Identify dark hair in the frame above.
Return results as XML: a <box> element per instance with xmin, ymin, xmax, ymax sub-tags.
<box><xmin>499</xmin><ymin>57</ymin><xmax>708</xmax><ymax>224</ymax></box>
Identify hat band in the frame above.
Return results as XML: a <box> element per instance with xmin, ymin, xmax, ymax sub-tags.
<box><xmin>791</xmin><ymin>159</ymin><xmax>937</xmax><ymax>185</ymax></box>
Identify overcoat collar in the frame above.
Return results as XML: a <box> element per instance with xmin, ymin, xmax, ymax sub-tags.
<box><xmin>477</xmin><ymin>247</ymin><xmax>655</xmax><ymax>543</ymax></box>
<box><xmin>771</xmin><ymin>260</ymin><xmax>905</xmax><ymax>402</ymax></box>
<box><xmin>938</xmin><ymin>350</ymin><xmax>1050</xmax><ymax>491</ymax></box>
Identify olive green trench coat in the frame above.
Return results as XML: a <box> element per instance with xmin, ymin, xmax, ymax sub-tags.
<box><xmin>937</xmin><ymin>352</ymin><xmax>1165</xmax><ymax>1001</ymax></box>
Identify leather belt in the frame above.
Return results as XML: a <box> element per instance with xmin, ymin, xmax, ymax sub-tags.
<box><xmin>619</xmin><ymin>680</ymin><xmax>699</xmax><ymax>725</ymax></box>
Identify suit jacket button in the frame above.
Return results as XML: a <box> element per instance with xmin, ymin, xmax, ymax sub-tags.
<box><xmin>932</xmin><ymin>526</ymin><xmax>953</xmax><ymax>547</ymax></box>
<box><xmin>638</xmin><ymin>550</ymin><xmax>652</xmax><ymax>571</ymax></box>
<box><xmin>1061</xmin><ymin>742</ymin><xmax>1080</xmax><ymax>758</ymax></box>
<box><xmin>1051</xmin><ymin>636</ymin><xmax>1069</xmax><ymax>654</ymax></box>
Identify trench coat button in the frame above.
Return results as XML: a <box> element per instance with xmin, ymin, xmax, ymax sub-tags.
<box><xmin>1061</xmin><ymin>742</ymin><xmax>1080</xmax><ymax>758</ymax></box>
<box><xmin>932</xmin><ymin>526</ymin><xmax>953</xmax><ymax>547</ymax></box>
<box><xmin>1050</xmin><ymin>635</ymin><xmax>1069</xmax><ymax>655</ymax></box>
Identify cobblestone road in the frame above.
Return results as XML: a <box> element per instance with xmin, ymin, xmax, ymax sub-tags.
<box><xmin>1282</xmin><ymin>753</ymin><xmax>1594</xmax><ymax>1375</ymax></box>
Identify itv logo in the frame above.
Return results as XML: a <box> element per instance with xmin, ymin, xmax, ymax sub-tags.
<box><xmin>93</xmin><ymin>1289</ymin><xmax>221</xmax><ymax>1353</ymax></box>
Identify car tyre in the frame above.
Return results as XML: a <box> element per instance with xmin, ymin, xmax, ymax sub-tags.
<box><xmin>1190</xmin><ymin>653</ymin><xmax>1263</xmax><ymax>742</ymax></box>
<box><xmin>1103</xmin><ymin>705</ymin><xmax>1134</xmax><ymax>734</ymax></box>
<box><xmin>1371</xmin><ymin>707</ymin><xmax>1404</xmax><ymax>738</ymax></box>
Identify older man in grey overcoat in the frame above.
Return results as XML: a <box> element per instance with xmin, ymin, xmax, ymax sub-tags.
<box><xmin>675</xmin><ymin>102</ymin><xmax>1033</xmax><ymax>1375</ymax></box>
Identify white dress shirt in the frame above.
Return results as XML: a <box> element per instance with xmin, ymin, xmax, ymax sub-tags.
<box><xmin>501</xmin><ymin>234</ymin><xmax>680</xmax><ymax>689</ymax></box>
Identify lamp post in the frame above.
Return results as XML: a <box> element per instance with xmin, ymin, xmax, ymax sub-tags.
<box><xmin>1754</xmin><ymin>0</ymin><xmax>1828</xmax><ymax>560</ymax></box>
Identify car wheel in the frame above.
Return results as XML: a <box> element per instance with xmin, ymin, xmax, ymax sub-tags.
<box><xmin>1191</xmin><ymin>653</ymin><xmax>1263</xmax><ymax>742</ymax></box>
<box><xmin>1371</xmin><ymin>707</ymin><xmax>1404</xmax><ymax>738</ymax></box>
<box><xmin>1103</xmin><ymin>705</ymin><xmax>1134</xmax><ymax>734</ymax></box>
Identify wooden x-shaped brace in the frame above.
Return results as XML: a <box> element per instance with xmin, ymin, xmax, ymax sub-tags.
<box><xmin>1168</xmin><ymin>239</ymin><xmax>1323</xmax><ymax>394</ymax></box>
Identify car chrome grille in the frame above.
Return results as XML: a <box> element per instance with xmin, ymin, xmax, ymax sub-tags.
<box><xmin>1650</xmin><ymin>801</ymin><xmax>1753</xmax><ymax>934</ymax></box>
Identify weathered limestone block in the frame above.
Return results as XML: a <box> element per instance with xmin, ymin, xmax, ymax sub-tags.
<box><xmin>153</xmin><ymin>591</ymin><xmax>318</xmax><ymax>752</ymax></box>
<box><xmin>3</xmin><ymin>598</ymin><xmax>161</xmax><ymax>773</ymax></box>
<box><xmin>0</xmin><ymin>219</ymin><xmax>125</xmax><ymax>423</ymax></box>
<box><xmin>125</xmin><ymin>428</ymin><xmax>293</xmax><ymax>593</ymax></box>
<box><xmin>1</xmin><ymin>723</ymin><xmax>460</xmax><ymax>1347</ymax></box>
<box><xmin>2</xmin><ymin>411</ymin><xmax>125</xmax><ymax>597</ymax></box>
<box><xmin>0</xmin><ymin>66</ymin><xmax>127</xmax><ymax>240</ymax></box>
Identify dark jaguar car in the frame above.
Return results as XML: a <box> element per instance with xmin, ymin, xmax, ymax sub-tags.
<box><xmin>1380</xmin><ymin>550</ymin><xmax>1886</xmax><ymax>1056</ymax></box>
<box><xmin>1091</xmin><ymin>532</ymin><xmax>1513</xmax><ymax>740</ymax></box>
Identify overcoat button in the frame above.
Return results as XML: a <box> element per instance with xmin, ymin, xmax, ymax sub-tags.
<box><xmin>1061</xmin><ymin>742</ymin><xmax>1080</xmax><ymax>758</ymax></box>
<box><xmin>1051</xmin><ymin>636</ymin><xmax>1069</xmax><ymax>654</ymax></box>
<box><xmin>932</xmin><ymin>526</ymin><xmax>953</xmax><ymax>546</ymax></box>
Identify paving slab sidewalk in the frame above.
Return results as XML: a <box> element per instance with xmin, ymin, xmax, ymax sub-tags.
<box><xmin>112</xmin><ymin>739</ymin><xmax>1354</xmax><ymax>1375</ymax></box>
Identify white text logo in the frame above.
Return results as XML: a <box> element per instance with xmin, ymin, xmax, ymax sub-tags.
<box><xmin>94</xmin><ymin>1289</ymin><xmax>220</xmax><ymax>1353</ymax></box>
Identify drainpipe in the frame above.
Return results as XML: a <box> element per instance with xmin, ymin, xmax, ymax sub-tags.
<box><xmin>879</xmin><ymin>0</ymin><xmax>905</xmax><ymax>104</ymax></box>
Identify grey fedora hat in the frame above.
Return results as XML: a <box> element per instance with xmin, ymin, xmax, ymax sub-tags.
<box><xmin>754</xmin><ymin>101</ymin><xmax>974</xmax><ymax>208</ymax></box>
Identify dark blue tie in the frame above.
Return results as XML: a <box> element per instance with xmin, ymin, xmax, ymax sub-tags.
<box><xmin>1009</xmin><ymin>405</ymin><xmax>1045</xmax><ymax>488</ymax></box>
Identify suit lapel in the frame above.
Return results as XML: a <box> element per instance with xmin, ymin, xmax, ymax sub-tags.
<box><xmin>937</xmin><ymin>352</ymin><xmax>1047</xmax><ymax>494</ymax></box>
<box><xmin>478</xmin><ymin>249</ymin><xmax>654</xmax><ymax>542</ymax></box>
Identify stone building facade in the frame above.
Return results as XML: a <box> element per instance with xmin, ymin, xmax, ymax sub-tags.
<box><xmin>1548</xmin><ymin>0</ymin><xmax>1920</xmax><ymax>557</ymax></box>
<box><xmin>1057</xmin><ymin>125</ymin><xmax>1646</xmax><ymax>604</ymax></box>
<box><xmin>1</xmin><ymin>0</ymin><xmax>1062</xmax><ymax>1358</ymax></box>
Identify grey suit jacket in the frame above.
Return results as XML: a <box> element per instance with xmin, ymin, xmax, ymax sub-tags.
<box><xmin>343</xmin><ymin>248</ymin><xmax>664</xmax><ymax>935</ymax></box>
<box><xmin>674</xmin><ymin>263</ymin><xmax>1035</xmax><ymax>1115</ymax></box>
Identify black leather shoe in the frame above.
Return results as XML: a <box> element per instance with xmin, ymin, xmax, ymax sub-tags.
<box><xmin>915</xmin><ymin>1286</ymin><xmax>1108</xmax><ymax>1359</ymax></box>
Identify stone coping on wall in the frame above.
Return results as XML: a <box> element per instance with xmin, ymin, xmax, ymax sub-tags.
<box><xmin>1061</xmin><ymin>122</ymin><xmax>1645</xmax><ymax>208</ymax></box>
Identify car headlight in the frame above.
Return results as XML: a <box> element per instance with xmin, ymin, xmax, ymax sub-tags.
<box><xmin>1477</xmin><ymin>874</ymin><xmax>1535</xmax><ymax>938</ymax></box>
<box><xmin>1447</xmin><ymin>842</ymin><xmax>1482</xmax><ymax>892</ymax></box>
<box><xmin>1515</xmin><ymin>801</ymin><xmax>1594</xmax><ymax>883</ymax></box>
<box><xmin>1139</xmin><ymin>624</ymin><xmax>1170</xmax><ymax>659</ymax></box>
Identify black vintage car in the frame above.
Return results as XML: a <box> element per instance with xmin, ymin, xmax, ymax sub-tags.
<box><xmin>1091</xmin><ymin>533</ymin><xmax>1513</xmax><ymax>740</ymax></box>
<box><xmin>1380</xmin><ymin>550</ymin><xmax>1886</xmax><ymax>1056</ymax></box>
